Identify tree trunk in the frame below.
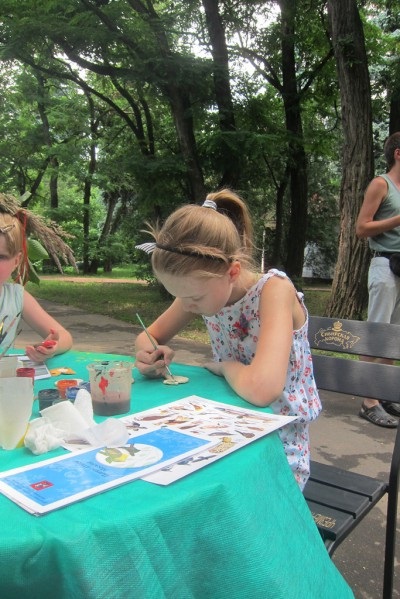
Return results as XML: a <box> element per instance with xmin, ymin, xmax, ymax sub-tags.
<box><xmin>278</xmin><ymin>0</ymin><xmax>308</xmax><ymax>279</ymax></box>
<box><xmin>202</xmin><ymin>0</ymin><xmax>240</xmax><ymax>188</ymax></box>
<box><xmin>166</xmin><ymin>85</ymin><xmax>206</xmax><ymax>201</ymax></box>
<box><xmin>82</xmin><ymin>92</ymin><xmax>98</xmax><ymax>274</ymax></box>
<box><xmin>389</xmin><ymin>60</ymin><xmax>400</xmax><ymax>134</ymax></box>
<box><xmin>36</xmin><ymin>73</ymin><xmax>59</xmax><ymax>208</ymax></box>
<box><xmin>325</xmin><ymin>0</ymin><xmax>373</xmax><ymax>318</ymax></box>
<box><xmin>49</xmin><ymin>158</ymin><xmax>59</xmax><ymax>209</ymax></box>
<box><xmin>127</xmin><ymin>0</ymin><xmax>206</xmax><ymax>202</ymax></box>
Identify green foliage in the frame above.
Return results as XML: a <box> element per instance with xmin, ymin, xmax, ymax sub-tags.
<box><xmin>0</xmin><ymin>0</ymin><xmax>397</xmax><ymax>296</ymax></box>
<box><xmin>28</xmin><ymin>238</ymin><xmax>48</xmax><ymax>261</ymax></box>
<box><xmin>27</xmin><ymin>238</ymin><xmax>49</xmax><ymax>285</ymax></box>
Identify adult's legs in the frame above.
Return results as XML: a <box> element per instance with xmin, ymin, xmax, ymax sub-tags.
<box><xmin>359</xmin><ymin>258</ymin><xmax>400</xmax><ymax>427</ymax></box>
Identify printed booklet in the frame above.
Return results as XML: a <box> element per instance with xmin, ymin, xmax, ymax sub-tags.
<box><xmin>0</xmin><ymin>396</ymin><xmax>296</xmax><ymax>514</ymax></box>
<box><xmin>0</xmin><ymin>427</ymin><xmax>217</xmax><ymax>515</ymax></box>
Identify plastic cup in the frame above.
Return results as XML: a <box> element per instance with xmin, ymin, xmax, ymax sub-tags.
<box><xmin>87</xmin><ymin>361</ymin><xmax>133</xmax><ymax>416</ymax></box>
<box><xmin>0</xmin><ymin>377</ymin><xmax>34</xmax><ymax>450</ymax></box>
<box><xmin>0</xmin><ymin>357</ymin><xmax>21</xmax><ymax>378</ymax></box>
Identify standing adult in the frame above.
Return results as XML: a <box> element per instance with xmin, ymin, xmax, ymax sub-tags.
<box><xmin>356</xmin><ymin>131</ymin><xmax>400</xmax><ymax>427</ymax></box>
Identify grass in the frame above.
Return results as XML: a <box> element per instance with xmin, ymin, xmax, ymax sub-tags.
<box><xmin>27</xmin><ymin>276</ymin><xmax>211</xmax><ymax>344</ymax></box>
<box><xmin>27</xmin><ymin>270</ymin><xmax>332</xmax><ymax>345</ymax></box>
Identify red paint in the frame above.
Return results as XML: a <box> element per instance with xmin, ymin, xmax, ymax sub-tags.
<box><xmin>99</xmin><ymin>376</ymin><xmax>109</xmax><ymax>394</ymax></box>
<box><xmin>42</xmin><ymin>340</ymin><xmax>57</xmax><ymax>348</ymax></box>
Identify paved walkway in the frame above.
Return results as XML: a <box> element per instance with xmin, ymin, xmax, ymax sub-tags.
<box><xmin>16</xmin><ymin>297</ymin><xmax>399</xmax><ymax>599</ymax></box>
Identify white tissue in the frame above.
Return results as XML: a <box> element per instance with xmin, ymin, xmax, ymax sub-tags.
<box><xmin>24</xmin><ymin>418</ymin><xmax>66</xmax><ymax>455</ymax></box>
<box><xmin>40</xmin><ymin>400</ymin><xmax>89</xmax><ymax>442</ymax></box>
<box><xmin>81</xmin><ymin>419</ymin><xmax>129</xmax><ymax>447</ymax></box>
<box><xmin>73</xmin><ymin>389</ymin><xmax>95</xmax><ymax>426</ymax></box>
<box><xmin>24</xmin><ymin>392</ymin><xmax>130</xmax><ymax>455</ymax></box>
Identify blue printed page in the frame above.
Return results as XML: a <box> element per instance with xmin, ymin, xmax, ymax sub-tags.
<box><xmin>0</xmin><ymin>428</ymin><xmax>217</xmax><ymax>514</ymax></box>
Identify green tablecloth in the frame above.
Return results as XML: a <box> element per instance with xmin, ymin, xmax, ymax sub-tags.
<box><xmin>0</xmin><ymin>351</ymin><xmax>353</xmax><ymax>599</ymax></box>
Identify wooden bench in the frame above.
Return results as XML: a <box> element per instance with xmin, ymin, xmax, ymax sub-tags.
<box><xmin>304</xmin><ymin>316</ymin><xmax>400</xmax><ymax>599</ymax></box>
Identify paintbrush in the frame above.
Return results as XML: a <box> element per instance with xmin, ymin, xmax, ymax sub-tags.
<box><xmin>135</xmin><ymin>313</ymin><xmax>176</xmax><ymax>381</ymax></box>
<box><xmin>0</xmin><ymin>311</ymin><xmax>22</xmax><ymax>359</ymax></box>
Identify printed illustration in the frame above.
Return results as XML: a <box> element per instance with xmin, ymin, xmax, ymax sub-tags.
<box><xmin>119</xmin><ymin>395</ymin><xmax>297</xmax><ymax>485</ymax></box>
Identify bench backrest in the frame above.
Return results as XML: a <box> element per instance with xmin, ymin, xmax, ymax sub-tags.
<box><xmin>306</xmin><ymin>316</ymin><xmax>400</xmax><ymax>598</ymax></box>
<box><xmin>308</xmin><ymin>316</ymin><xmax>400</xmax><ymax>405</ymax></box>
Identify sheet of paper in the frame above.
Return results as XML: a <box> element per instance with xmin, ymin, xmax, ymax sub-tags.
<box><xmin>118</xmin><ymin>395</ymin><xmax>297</xmax><ymax>485</ymax></box>
<box><xmin>0</xmin><ymin>427</ymin><xmax>217</xmax><ymax>515</ymax></box>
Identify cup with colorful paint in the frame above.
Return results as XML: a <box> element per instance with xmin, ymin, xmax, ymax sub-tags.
<box><xmin>87</xmin><ymin>361</ymin><xmax>133</xmax><ymax>416</ymax></box>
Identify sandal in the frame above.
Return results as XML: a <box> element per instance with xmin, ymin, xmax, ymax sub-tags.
<box><xmin>359</xmin><ymin>403</ymin><xmax>398</xmax><ymax>428</ymax></box>
<box><xmin>381</xmin><ymin>401</ymin><xmax>400</xmax><ymax>418</ymax></box>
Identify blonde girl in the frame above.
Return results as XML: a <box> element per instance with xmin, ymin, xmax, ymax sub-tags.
<box><xmin>135</xmin><ymin>189</ymin><xmax>321</xmax><ymax>489</ymax></box>
<box><xmin>0</xmin><ymin>210</ymin><xmax>72</xmax><ymax>361</ymax></box>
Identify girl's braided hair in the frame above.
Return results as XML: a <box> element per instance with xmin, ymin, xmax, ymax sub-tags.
<box><xmin>0</xmin><ymin>193</ymin><xmax>77</xmax><ymax>285</ymax></box>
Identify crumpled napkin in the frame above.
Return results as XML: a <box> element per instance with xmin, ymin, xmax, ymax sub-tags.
<box><xmin>24</xmin><ymin>389</ymin><xmax>129</xmax><ymax>455</ymax></box>
<box><xmin>24</xmin><ymin>418</ymin><xmax>66</xmax><ymax>455</ymax></box>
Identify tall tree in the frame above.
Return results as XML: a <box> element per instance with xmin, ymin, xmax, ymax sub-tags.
<box><xmin>278</xmin><ymin>0</ymin><xmax>309</xmax><ymax>278</ymax></box>
<box><xmin>325</xmin><ymin>0</ymin><xmax>373</xmax><ymax>318</ymax></box>
<box><xmin>35</xmin><ymin>73</ymin><xmax>59</xmax><ymax>208</ymax></box>
<box><xmin>236</xmin><ymin>1</ymin><xmax>334</xmax><ymax>276</ymax></box>
<box><xmin>201</xmin><ymin>0</ymin><xmax>241</xmax><ymax>187</ymax></box>
<box><xmin>1</xmin><ymin>0</ymin><xmax>207</xmax><ymax>201</ymax></box>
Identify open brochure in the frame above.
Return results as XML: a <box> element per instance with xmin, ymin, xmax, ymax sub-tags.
<box><xmin>0</xmin><ymin>396</ymin><xmax>296</xmax><ymax>514</ymax></box>
<box><xmin>0</xmin><ymin>427</ymin><xmax>217</xmax><ymax>515</ymax></box>
<box><xmin>121</xmin><ymin>396</ymin><xmax>297</xmax><ymax>485</ymax></box>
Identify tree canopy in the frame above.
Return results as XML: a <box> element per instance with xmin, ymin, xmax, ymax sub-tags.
<box><xmin>0</xmin><ymin>0</ymin><xmax>399</xmax><ymax>316</ymax></box>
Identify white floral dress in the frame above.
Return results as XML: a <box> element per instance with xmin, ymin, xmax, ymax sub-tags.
<box><xmin>203</xmin><ymin>269</ymin><xmax>321</xmax><ymax>490</ymax></box>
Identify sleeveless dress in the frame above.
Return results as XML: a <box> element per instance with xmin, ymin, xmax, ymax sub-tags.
<box><xmin>203</xmin><ymin>269</ymin><xmax>321</xmax><ymax>489</ymax></box>
<box><xmin>0</xmin><ymin>283</ymin><xmax>24</xmax><ymax>353</ymax></box>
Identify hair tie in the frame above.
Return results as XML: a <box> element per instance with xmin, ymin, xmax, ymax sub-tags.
<box><xmin>202</xmin><ymin>199</ymin><xmax>217</xmax><ymax>210</ymax></box>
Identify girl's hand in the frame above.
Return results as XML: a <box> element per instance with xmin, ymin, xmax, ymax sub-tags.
<box><xmin>25</xmin><ymin>329</ymin><xmax>59</xmax><ymax>363</ymax></box>
<box><xmin>135</xmin><ymin>345</ymin><xmax>175</xmax><ymax>378</ymax></box>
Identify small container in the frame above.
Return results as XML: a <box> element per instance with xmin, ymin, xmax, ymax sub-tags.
<box><xmin>87</xmin><ymin>361</ymin><xmax>133</xmax><ymax>416</ymax></box>
<box><xmin>38</xmin><ymin>388</ymin><xmax>61</xmax><ymax>411</ymax></box>
<box><xmin>65</xmin><ymin>386</ymin><xmax>81</xmax><ymax>401</ymax></box>
<box><xmin>56</xmin><ymin>379</ymin><xmax>78</xmax><ymax>399</ymax></box>
<box><xmin>16</xmin><ymin>367</ymin><xmax>35</xmax><ymax>384</ymax></box>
